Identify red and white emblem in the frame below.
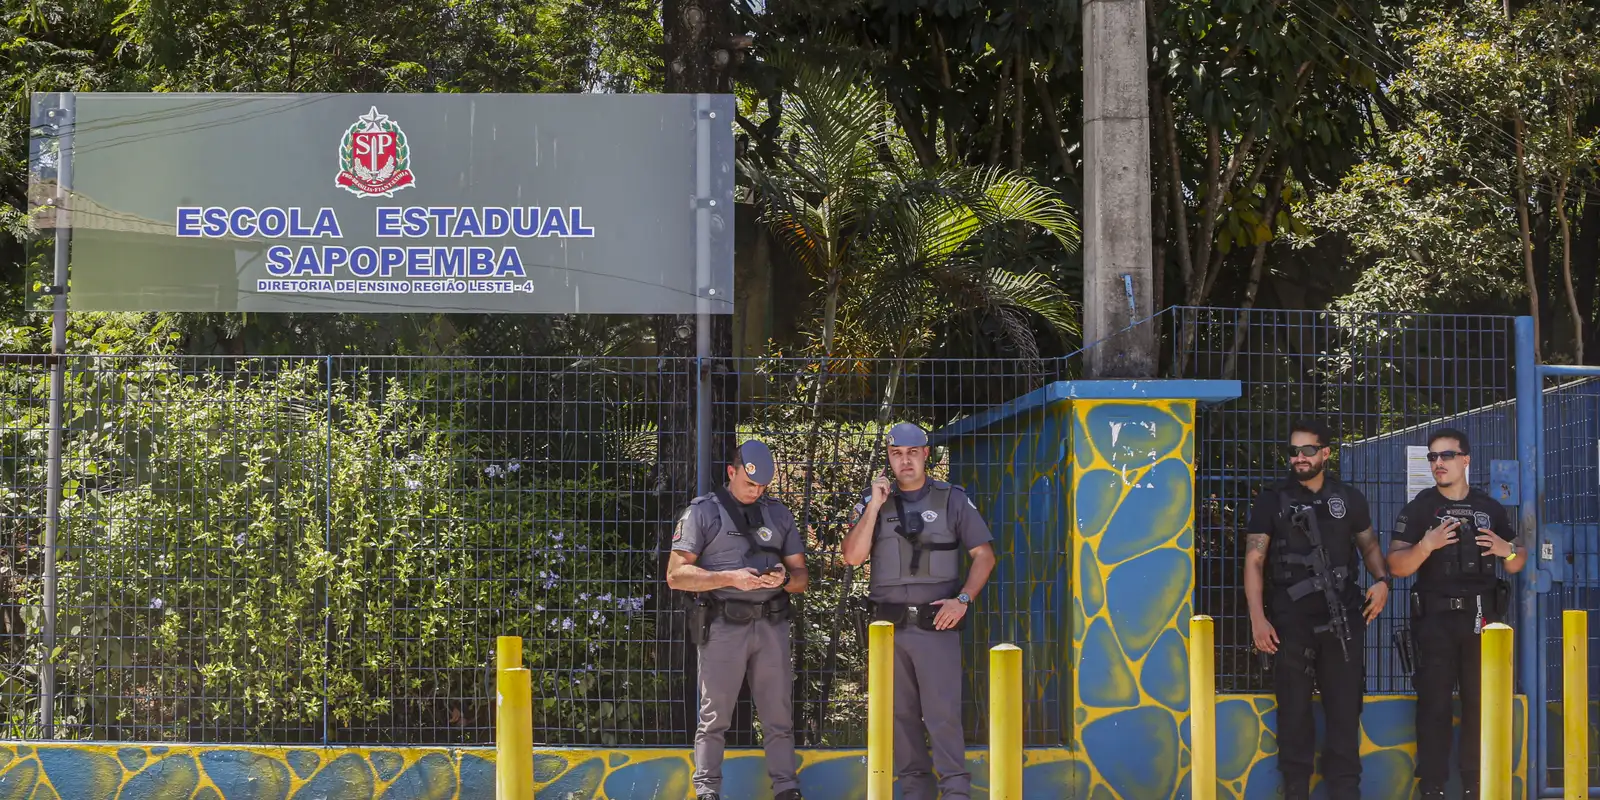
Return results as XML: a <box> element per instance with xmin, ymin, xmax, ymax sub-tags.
<box><xmin>336</xmin><ymin>106</ymin><xmax>415</xmax><ymax>197</ymax></box>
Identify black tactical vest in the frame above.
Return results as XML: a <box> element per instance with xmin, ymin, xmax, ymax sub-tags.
<box><xmin>1414</xmin><ymin>489</ymin><xmax>1500</xmax><ymax>595</ymax></box>
<box><xmin>1268</xmin><ymin>483</ymin><xmax>1359</xmax><ymax>607</ymax></box>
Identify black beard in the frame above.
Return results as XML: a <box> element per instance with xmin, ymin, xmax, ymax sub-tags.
<box><xmin>1292</xmin><ymin>462</ymin><xmax>1325</xmax><ymax>480</ymax></box>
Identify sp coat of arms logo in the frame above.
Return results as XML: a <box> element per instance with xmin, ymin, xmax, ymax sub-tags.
<box><xmin>336</xmin><ymin>107</ymin><xmax>415</xmax><ymax>197</ymax></box>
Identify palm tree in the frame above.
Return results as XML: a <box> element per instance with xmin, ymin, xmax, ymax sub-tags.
<box><xmin>737</xmin><ymin>55</ymin><xmax>1081</xmax><ymax>741</ymax></box>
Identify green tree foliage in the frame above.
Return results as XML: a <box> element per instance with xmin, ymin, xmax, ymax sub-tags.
<box><xmin>1306</xmin><ymin>0</ymin><xmax>1600</xmax><ymax>362</ymax></box>
<box><xmin>739</xmin><ymin>56</ymin><xmax>1080</xmax><ymax>368</ymax></box>
<box><xmin>2</xmin><ymin>357</ymin><xmax>665</xmax><ymax>743</ymax></box>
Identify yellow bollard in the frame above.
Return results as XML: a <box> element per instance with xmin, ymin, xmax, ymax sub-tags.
<box><xmin>1189</xmin><ymin>616</ymin><xmax>1216</xmax><ymax>800</ymax></box>
<box><xmin>1480</xmin><ymin>623</ymin><xmax>1513</xmax><ymax>800</ymax></box>
<box><xmin>1565</xmin><ymin>610</ymin><xmax>1589</xmax><ymax>800</ymax></box>
<box><xmin>989</xmin><ymin>643</ymin><xmax>1023</xmax><ymax>799</ymax></box>
<box><xmin>868</xmin><ymin>620</ymin><xmax>895</xmax><ymax>800</ymax></box>
<box><xmin>495</xmin><ymin>636</ymin><xmax>522</xmax><ymax>791</ymax></box>
<box><xmin>496</xmin><ymin>636</ymin><xmax>533</xmax><ymax>800</ymax></box>
<box><xmin>497</xmin><ymin>635</ymin><xmax>523</xmax><ymax>672</ymax></box>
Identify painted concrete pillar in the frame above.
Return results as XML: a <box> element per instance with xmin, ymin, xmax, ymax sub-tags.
<box><xmin>1065</xmin><ymin>391</ymin><xmax>1210</xmax><ymax>799</ymax></box>
<box><xmin>937</xmin><ymin>379</ymin><xmax>1239</xmax><ymax>799</ymax></box>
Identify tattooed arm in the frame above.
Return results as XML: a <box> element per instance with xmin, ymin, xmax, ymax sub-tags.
<box><xmin>1354</xmin><ymin>528</ymin><xmax>1389</xmax><ymax>581</ymax></box>
<box><xmin>1243</xmin><ymin>534</ymin><xmax>1271</xmax><ymax>626</ymax></box>
<box><xmin>1243</xmin><ymin>533</ymin><xmax>1279</xmax><ymax>653</ymax></box>
<box><xmin>1354</xmin><ymin>527</ymin><xmax>1391</xmax><ymax>622</ymax></box>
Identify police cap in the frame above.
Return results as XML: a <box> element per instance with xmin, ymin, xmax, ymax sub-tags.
<box><xmin>886</xmin><ymin>422</ymin><xmax>929</xmax><ymax>448</ymax></box>
<box><xmin>736</xmin><ymin>440</ymin><xmax>776</xmax><ymax>485</ymax></box>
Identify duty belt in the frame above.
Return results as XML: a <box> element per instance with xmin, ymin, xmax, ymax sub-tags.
<box><xmin>1410</xmin><ymin>586</ymin><xmax>1505</xmax><ymax>617</ymax></box>
<box><xmin>710</xmin><ymin>593</ymin><xmax>792</xmax><ymax>624</ymax></box>
<box><xmin>866</xmin><ymin>599</ymin><xmax>965</xmax><ymax>632</ymax></box>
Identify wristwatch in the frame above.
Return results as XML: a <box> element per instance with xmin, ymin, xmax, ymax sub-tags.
<box><xmin>956</xmin><ymin>592</ymin><xmax>971</xmax><ymax>605</ymax></box>
<box><xmin>1377</xmin><ymin>575</ymin><xmax>1392</xmax><ymax>587</ymax></box>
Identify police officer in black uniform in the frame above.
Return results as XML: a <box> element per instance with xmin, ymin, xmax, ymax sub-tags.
<box><xmin>1387</xmin><ymin>428</ymin><xmax>1525</xmax><ymax>800</ymax></box>
<box><xmin>1243</xmin><ymin>421</ymin><xmax>1391</xmax><ymax>800</ymax></box>
<box><xmin>665</xmin><ymin>440</ymin><xmax>809</xmax><ymax>800</ymax></box>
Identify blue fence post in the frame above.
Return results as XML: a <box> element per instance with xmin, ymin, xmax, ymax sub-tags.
<box><xmin>1514</xmin><ymin>315</ymin><xmax>1543</xmax><ymax>798</ymax></box>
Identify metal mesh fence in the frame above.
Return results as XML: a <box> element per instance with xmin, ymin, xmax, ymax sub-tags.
<box><xmin>1175</xmin><ymin>307</ymin><xmax>1518</xmax><ymax>693</ymax></box>
<box><xmin>0</xmin><ymin>354</ymin><xmax>695</xmax><ymax>745</ymax></box>
<box><xmin>0</xmin><ymin>357</ymin><xmax>51</xmax><ymax>739</ymax></box>
<box><xmin>0</xmin><ymin>352</ymin><xmax>1068</xmax><ymax>746</ymax></box>
<box><xmin>0</xmin><ymin>310</ymin><xmax>1537</xmax><ymax>744</ymax></box>
<box><xmin>1539</xmin><ymin>376</ymin><xmax>1600</xmax><ymax>791</ymax></box>
<box><xmin>714</xmin><ymin>355</ymin><xmax>1068</xmax><ymax>747</ymax></box>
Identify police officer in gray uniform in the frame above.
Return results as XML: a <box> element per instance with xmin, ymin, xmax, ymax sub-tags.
<box><xmin>666</xmin><ymin>440</ymin><xmax>809</xmax><ymax>800</ymax></box>
<box><xmin>841</xmin><ymin>423</ymin><xmax>997</xmax><ymax>800</ymax></box>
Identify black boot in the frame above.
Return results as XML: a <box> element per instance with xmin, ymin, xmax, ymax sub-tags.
<box><xmin>1282</xmin><ymin>781</ymin><xmax>1310</xmax><ymax>800</ymax></box>
<box><xmin>695</xmin><ymin>793</ymin><xmax>720</xmax><ymax>800</ymax></box>
<box><xmin>774</xmin><ymin>791</ymin><xmax>804</xmax><ymax>800</ymax></box>
<box><xmin>1418</xmin><ymin>787</ymin><xmax>1446</xmax><ymax>800</ymax></box>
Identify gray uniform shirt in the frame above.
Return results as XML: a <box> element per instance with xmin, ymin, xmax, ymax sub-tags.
<box><xmin>854</xmin><ymin>482</ymin><xmax>994</xmax><ymax>605</ymax></box>
<box><xmin>672</xmin><ymin>492</ymin><xmax>804</xmax><ymax>602</ymax></box>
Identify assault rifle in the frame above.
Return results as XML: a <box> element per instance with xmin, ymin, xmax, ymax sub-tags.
<box><xmin>1285</xmin><ymin>505</ymin><xmax>1353</xmax><ymax>662</ymax></box>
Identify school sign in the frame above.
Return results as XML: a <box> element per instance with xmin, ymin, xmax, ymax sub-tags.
<box><xmin>28</xmin><ymin>93</ymin><xmax>736</xmax><ymax>314</ymax></box>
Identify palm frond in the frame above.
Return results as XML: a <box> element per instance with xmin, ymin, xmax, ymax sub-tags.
<box><xmin>981</xmin><ymin>269</ymin><xmax>1080</xmax><ymax>336</ymax></box>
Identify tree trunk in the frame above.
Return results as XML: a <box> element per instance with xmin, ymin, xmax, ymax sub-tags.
<box><xmin>1034</xmin><ymin>74</ymin><xmax>1074</xmax><ymax>177</ymax></box>
<box><xmin>1573</xmin><ymin>195</ymin><xmax>1600</xmax><ymax>360</ymax></box>
<box><xmin>933</xmin><ymin>26</ymin><xmax>957</xmax><ymax>157</ymax></box>
<box><xmin>1160</xmin><ymin>94</ymin><xmax>1194</xmax><ymax>290</ymax></box>
<box><xmin>1223</xmin><ymin>161</ymin><xmax>1291</xmax><ymax>380</ymax></box>
<box><xmin>1555</xmin><ymin>175</ymin><xmax>1580</xmax><ymax>366</ymax></box>
<box><xmin>1150</xmin><ymin>87</ymin><xmax>1169</xmax><ymax>324</ymax></box>
<box><xmin>988</xmin><ymin>58</ymin><xmax>1011</xmax><ymax>167</ymax></box>
<box><xmin>1512</xmin><ymin>113</ymin><xmax>1541</xmax><ymax>362</ymax></box>
<box><xmin>1011</xmin><ymin>53</ymin><xmax>1025</xmax><ymax>173</ymax></box>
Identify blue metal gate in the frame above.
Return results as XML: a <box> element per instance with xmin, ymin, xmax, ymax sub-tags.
<box><xmin>1518</xmin><ymin>316</ymin><xmax>1600</xmax><ymax>797</ymax></box>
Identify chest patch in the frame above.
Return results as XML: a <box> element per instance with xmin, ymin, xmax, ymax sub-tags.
<box><xmin>1473</xmin><ymin>511</ymin><xmax>1491</xmax><ymax>531</ymax></box>
<box><xmin>921</xmin><ymin>510</ymin><xmax>939</xmax><ymax>523</ymax></box>
<box><xmin>1327</xmin><ymin>496</ymin><xmax>1346</xmax><ymax>519</ymax></box>
<box><xmin>757</xmin><ymin>526</ymin><xmax>775</xmax><ymax>543</ymax></box>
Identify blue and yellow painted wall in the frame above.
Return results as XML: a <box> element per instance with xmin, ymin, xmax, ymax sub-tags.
<box><xmin>0</xmin><ymin>710</ymin><xmax>1530</xmax><ymax>800</ymax></box>
<box><xmin>0</xmin><ymin>378</ymin><xmax>1534</xmax><ymax>798</ymax></box>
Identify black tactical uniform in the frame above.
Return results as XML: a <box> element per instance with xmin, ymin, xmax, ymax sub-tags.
<box><xmin>1393</xmin><ymin>487</ymin><xmax>1516</xmax><ymax>796</ymax></box>
<box><xmin>1246</xmin><ymin>475</ymin><xmax>1375</xmax><ymax>800</ymax></box>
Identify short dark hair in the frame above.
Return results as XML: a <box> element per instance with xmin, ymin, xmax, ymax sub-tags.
<box><xmin>1428</xmin><ymin>428</ymin><xmax>1471</xmax><ymax>454</ymax></box>
<box><xmin>1290</xmin><ymin>420</ymin><xmax>1333</xmax><ymax>449</ymax></box>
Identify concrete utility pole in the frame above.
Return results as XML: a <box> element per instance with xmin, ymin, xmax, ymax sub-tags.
<box><xmin>1082</xmin><ymin>0</ymin><xmax>1158</xmax><ymax>378</ymax></box>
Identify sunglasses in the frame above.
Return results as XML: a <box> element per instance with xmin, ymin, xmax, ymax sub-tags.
<box><xmin>1285</xmin><ymin>444</ymin><xmax>1326</xmax><ymax>457</ymax></box>
<box><xmin>1426</xmin><ymin>450</ymin><xmax>1466</xmax><ymax>462</ymax></box>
